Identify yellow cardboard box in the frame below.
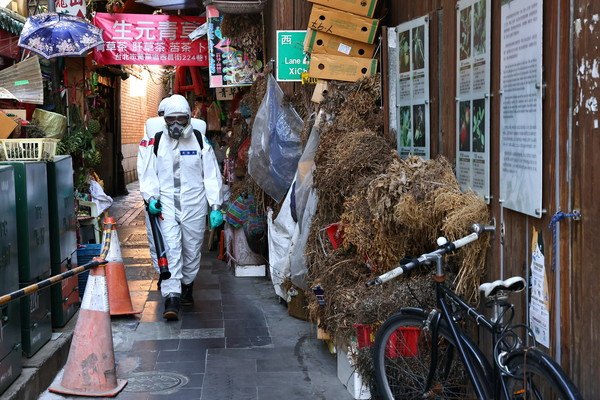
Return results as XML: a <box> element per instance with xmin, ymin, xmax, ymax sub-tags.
<box><xmin>308</xmin><ymin>53</ymin><xmax>377</xmax><ymax>82</ymax></box>
<box><xmin>308</xmin><ymin>4</ymin><xmax>379</xmax><ymax>44</ymax></box>
<box><xmin>304</xmin><ymin>29</ymin><xmax>375</xmax><ymax>58</ymax></box>
<box><xmin>0</xmin><ymin>112</ymin><xmax>18</xmax><ymax>139</ymax></box>
<box><xmin>308</xmin><ymin>0</ymin><xmax>379</xmax><ymax>18</ymax></box>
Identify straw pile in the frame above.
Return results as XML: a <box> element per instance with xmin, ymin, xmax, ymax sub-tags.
<box><xmin>305</xmin><ymin>75</ymin><xmax>491</xmax><ymax>347</ymax></box>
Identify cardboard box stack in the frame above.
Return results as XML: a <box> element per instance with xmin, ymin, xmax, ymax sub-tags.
<box><xmin>305</xmin><ymin>0</ymin><xmax>379</xmax><ymax>84</ymax></box>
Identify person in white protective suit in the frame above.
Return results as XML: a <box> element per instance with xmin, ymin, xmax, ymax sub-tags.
<box><xmin>138</xmin><ymin>97</ymin><xmax>170</xmax><ymax>273</ymax></box>
<box><xmin>137</xmin><ymin>94</ymin><xmax>223</xmax><ymax>321</ymax></box>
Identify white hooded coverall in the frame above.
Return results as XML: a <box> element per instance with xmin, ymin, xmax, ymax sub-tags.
<box><xmin>137</xmin><ymin>95</ymin><xmax>222</xmax><ymax>296</ymax></box>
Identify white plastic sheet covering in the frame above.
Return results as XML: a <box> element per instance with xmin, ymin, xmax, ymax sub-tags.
<box><xmin>89</xmin><ymin>179</ymin><xmax>113</xmax><ymax>215</ymax></box>
<box><xmin>248</xmin><ymin>74</ymin><xmax>303</xmax><ymax>202</ymax></box>
<box><xmin>266</xmin><ymin>111</ymin><xmax>324</xmax><ymax>294</ymax></box>
<box><xmin>267</xmin><ymin>180</ymin><xmax>296</xmax><ymax>299</ymax></box>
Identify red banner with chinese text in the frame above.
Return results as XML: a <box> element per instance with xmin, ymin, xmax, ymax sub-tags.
<box><xmin>92</xmin><ymin>13</ymin><xmax>208</xmax><ymax>66</ymax></box>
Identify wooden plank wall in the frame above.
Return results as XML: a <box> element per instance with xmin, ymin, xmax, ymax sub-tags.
<box><xmin>261</xmin><ymin>0</ymin><xmax>593</xmax><ymax>395</ymax></box>
<box><xmin>263</xmin><ymin>0</ymin><xmax>312</xmax><ymax>96</ymax></box>
<box><xmin>378</xmin><ymin>1</ymin><xmax>585</xmax><ymax>392</ymax></box>
<box><xmin>571</xmin><ymin>1</ymin><xmax>600</xmax><ymax>397</ymax></box>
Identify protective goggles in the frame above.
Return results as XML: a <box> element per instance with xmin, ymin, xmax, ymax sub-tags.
<box><xmin>165</xmin><ymin>115</ymin><xmax>190</xmax><ymax>125</ymax></box>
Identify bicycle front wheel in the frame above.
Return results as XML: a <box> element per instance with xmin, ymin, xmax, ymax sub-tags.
<box><xmin>504</xmin><ymin>349</ymin><xmax>583</xmax><ymax>400</ymax></box>
<box><xmin>373</xmin><ymin>311</ymin><xmax>488</xmax><ymax>399</ymax></box>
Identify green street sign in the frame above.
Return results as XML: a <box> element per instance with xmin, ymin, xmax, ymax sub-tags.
<box><xmin>276</xmin><ymin>30</ymin><xmax>308</xmax><ymax>82</ymax></box>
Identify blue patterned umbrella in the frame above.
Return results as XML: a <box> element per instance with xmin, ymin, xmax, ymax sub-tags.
<box><xmin>18</xmin><ymin>12</ymin><xmax>104</xmax><ymax>59</ymax></box>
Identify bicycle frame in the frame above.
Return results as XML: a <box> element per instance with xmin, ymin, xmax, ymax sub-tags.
<box><xmin>428</xmin><ymin>253</ymin><xmax>521</xmax><ymax>400</ymax></box>
<box><xmin>371</xmin><ymin>224</ymin><xmax>581</xmax><ymax>400</ymax></box>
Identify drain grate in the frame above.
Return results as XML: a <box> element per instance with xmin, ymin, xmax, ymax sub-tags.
<box><xmin>123</xmin><ymin>371</ymin><xmax>189</xmax><ymax>394</ymax></box>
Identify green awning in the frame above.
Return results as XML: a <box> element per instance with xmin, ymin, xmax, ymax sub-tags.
<box><xmin>0</xmin><ymin>6</ymin><xmax>25</xmax><ymax>36</ymax></box>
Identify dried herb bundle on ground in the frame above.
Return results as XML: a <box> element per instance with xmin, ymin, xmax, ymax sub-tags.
<box><xmin>220</xmin><ymin>14</ymin><xmax>263</xmax><ymax>63</ymax></box>
<box><xmin>312</xmin><ymin>130</ymin><xmax>397</xmax><ymax>224</ymax></box>
<box><xmin>319</xmin><ymin>74</ymin><xmax>384</xmax><ymax>135</ymax></box>
<box><xmin>307</xmin><ymin>155</ymin><xmax>491</xmax><ymax>344</ymax></box>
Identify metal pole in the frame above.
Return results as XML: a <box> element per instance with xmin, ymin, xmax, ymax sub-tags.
<box><xmin>566</xmin><ymin>0</ymin><xmax>575</xmax><ymax>372</ymax></box>
<box><xmin>0</xmin><ymin>259</ymin><xmax>107</xmax><ymax>306</ymax></box>
<box><xmin>554</xmin><ymin>0</ymin><xmax>563</xmax><ymax>364</ymax></box>
<box><xmin>0</xmin><ymin>222</ymin><xmax>113</xmax><ymax>306</ymax></box>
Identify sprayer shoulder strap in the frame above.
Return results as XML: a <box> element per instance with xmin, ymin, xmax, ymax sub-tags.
<box><xmin>153</xmin><ymin>129</ymin><xmax>204</xmax><ymax>156</ymax></box>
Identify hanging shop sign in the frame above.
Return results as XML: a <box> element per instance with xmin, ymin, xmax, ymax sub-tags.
<box><xmin>276</xmin><ymin>30</ymin><xmax>308</xmax><ymax>82</ymax></box>
<box><xmin>206</xmin><ymin>6</ymin><xmax>263</xmax><ymax>88</ymax></box>
<box><xmin>455</xmin><ymin>0</ymin><xmax>491</xmax><ymax>202</ymax></box>
<box><xmin>392</xmin><ymin>16</ymin><xmax>430</xmax><ymax>159</ymax></box>
<box><xmin>92</xmin><ymin>13</ymin><xmax>208</xmax><ymax>66</ymax></box>
<box><xmin>55</xmin><ymin>0</ymin><xmax>86</xmax><ymax>18</ymax></box>
<box><xmin>499</xmin><ymin>0</ymin><xmax>543</xmax><ymax>218</ymax></box>
<box><xmin>215</xmin><ymin>86</ymin><xmax>243</xmax><ymax>101</ymax></box>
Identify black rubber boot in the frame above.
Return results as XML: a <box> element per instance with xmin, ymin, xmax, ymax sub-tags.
<box><xmin>181</xmin><ymin>282</ymin><xmax>194</xmax><ymax>306</ymax></box>
<box><xmin>163</xmin><ymin>294</ymin><xmax>180</xmax><ymax>321</ymax></box>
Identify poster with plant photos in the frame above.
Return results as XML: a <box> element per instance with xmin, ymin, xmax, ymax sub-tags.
<box><xmin>395</xmin><ymin>16</ymin><xmax>430</xmax><ymax>159</ymax></box>
<box><xmin>455</xmin><ymin>0</ymin><xmax>491</xmax><ymax>202</ymax></box>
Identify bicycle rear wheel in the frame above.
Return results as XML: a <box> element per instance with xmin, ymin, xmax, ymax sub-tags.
<box><xmin>373</xmin><ymin>311</ymin><xmax>488</xmax><ymax>399</ymax></box>
<box><xmin>504</xmin><ymin>349</ymin><xmax>583</xmax><ymax>400</ymax></box>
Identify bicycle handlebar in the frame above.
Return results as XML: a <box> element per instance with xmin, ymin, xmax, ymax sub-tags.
<box><xmin>366</xmin><ymin>223</ymin><xmax>494</xmax><ymax>287</ymax></box>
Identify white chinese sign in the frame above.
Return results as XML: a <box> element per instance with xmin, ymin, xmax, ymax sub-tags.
<box><xmin>499</xmin><ymin>0</ymin><xmax>543</xmax><ymax>217</ymax></box>
<box><xmin>55</xmin><ymin>0</ymin><xmax>86</xmax><ymax>18</ymax></box>
<box><xmin>529</xmin><ymin>229</ymin><xmax>550</xmax><ymax>348</ymax></box>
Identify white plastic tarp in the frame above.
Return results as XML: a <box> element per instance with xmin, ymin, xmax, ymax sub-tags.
<box><xmin>267</xmin><ymin>183</ymin><xmax>297</xmax><ymax>299</ymax></box>
<box><xmin>267</xmin><ymin>111</ymin><xmax>323</xmax><ymax>294</ymax></box>
<box><xmin>89</xmin><ymin>179</ymin><xmax>113</xmax><ymax>215</ymax></box>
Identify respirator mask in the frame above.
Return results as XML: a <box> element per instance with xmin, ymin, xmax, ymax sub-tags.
<box><xmin>165</xmin><ymin>115</ymin><xmax>190</xmax><ymax>139</ymax></box>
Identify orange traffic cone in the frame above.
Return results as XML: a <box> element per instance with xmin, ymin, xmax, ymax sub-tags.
<box><xmin>103</xmin><ymin>217</ymin><xmax>141</xmax><ymax>316</ymax></box>
<box><xmin>48</xmin><ymin>260</ymin><xmax>127</xmax><ymax>396</ymax></box>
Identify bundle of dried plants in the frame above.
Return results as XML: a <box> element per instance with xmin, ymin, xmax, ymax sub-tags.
<box><xmin>220</xmin><ymin>14</ymin><xmax>263</xmax><ymax>67</ymax></box>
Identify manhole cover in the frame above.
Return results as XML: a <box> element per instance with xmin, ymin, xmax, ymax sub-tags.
<box><xmin>123</xmin><ymin>371</ymin><xmax>189</xmax><ymax>394</ymax></box>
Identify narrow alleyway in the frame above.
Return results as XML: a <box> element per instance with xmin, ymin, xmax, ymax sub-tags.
<box><xmin>40</xmin><ymin>181</ymin><xmax>354</xmax><ymax>400</ymax></box>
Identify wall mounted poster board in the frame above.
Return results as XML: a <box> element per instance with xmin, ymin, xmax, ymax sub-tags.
<box><xmin>395</xmin><ymin>16</ymin><xmax>430</xmax><ymax>159</ymax></box>
<box><xmin>499</xmin><ymin>0</ymin><xmax>543</xmax><ymax>217</ymax></box>
<box><xmin>455</xmin><ymin>0</ymin><xmax>491</xmax><ymax>202</ymax></box>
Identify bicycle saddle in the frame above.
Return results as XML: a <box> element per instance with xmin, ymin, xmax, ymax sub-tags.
<box><xmin>478</xmin><ymin>276</ymin><xmax>526</xmax><ymax>298</ymax></box>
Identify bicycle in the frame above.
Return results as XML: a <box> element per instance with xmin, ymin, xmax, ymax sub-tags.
<box><xmin>366</xmin><ymin>223</ymin><xmax>583</xmax><ymax>400</ymax></box>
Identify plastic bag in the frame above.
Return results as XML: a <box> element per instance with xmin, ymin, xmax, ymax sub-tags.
<box><xmin>225</xmin><ymin>195</ymin><xmax>248</xmax><ymax>228</ymax></box>
<box><xmin>32</xmin><ymin>109</ymin><xmax>67</xmax><ymax>139</ymax></box>
<box><xmin>288</xmin><ymin>112</ymin><xmax>324</xmax><ymax>290</ymax></box>
<box><xmin>243</xmin><ymin>195</ymin><xmax>267</xmax><ymax>256</ymax></box>
<box><xmin>89</xmin><ymin>179</ymin><xmax>113</xmax><ymax>215</ymax></box>
<box><xmin>248</xmin><ymin>74</ymin><xmax>303</xmax><ymax>202</ymax></box>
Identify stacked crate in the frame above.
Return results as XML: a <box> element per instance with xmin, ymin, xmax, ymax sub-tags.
<box><xmin>0</xmin><ymin>161</ymin><xmax>53</xmax><ymax>358</ymax></box>
<box><xmin>0</xmin><ymin>165</ymin><xmax>22</xmax><ymax>394</ymax></box>
<box><xmin>46</xmin><ymin>155</ymin><xmax>80</xmax><ymax>328</ymax></box>
<box><xmin>305</xmin><ymin>0</ymin><xmax>379</xmax><ymax>83</ymax></box>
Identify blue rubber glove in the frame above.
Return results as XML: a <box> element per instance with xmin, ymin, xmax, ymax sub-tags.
<box><xmin>148</xmin><ymin>199</ymin><xmax>162</xmax><ymax>215</ymax></box>
<box><xmin>210</xmin><ymin>210</ymin><xmax>223</xmax><ymax>228</ymax></box>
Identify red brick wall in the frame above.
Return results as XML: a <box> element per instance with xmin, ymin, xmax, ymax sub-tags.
<box><xmin>121</xmin><ymin>65</ymin><xmax>167</xmax><ymax>144</ymax></box>
<box><xmin>120</xmin><ymin>65</ymin><xmax>168</xmax><ymax>183</ymax></box>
